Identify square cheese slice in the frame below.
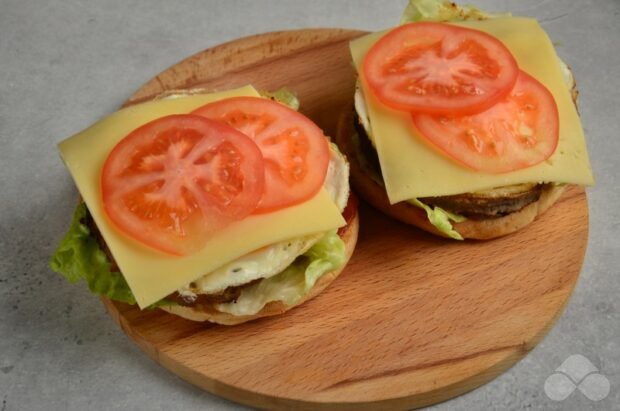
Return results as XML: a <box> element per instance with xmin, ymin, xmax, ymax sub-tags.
<box><xmin>58</xmin><ymin>85</ymin><xmax>345</xmax><ymax>308</ymax></box>
<box><xmin>350</xmin><ymin>17</ymin><xmax>595</xmax><ymax>202</ymax></box>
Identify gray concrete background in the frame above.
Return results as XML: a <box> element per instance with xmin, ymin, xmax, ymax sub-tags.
<box><xmin>1</xmin><ymin>0</ymin><xmax>618</xmax><ymax>410</ymax></box>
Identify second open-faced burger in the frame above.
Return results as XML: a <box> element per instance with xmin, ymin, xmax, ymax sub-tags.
<box><xmin>335</xmin><ymin>0</ymin><xmax>594</xmax><ymax>240</ymax></box>
<box><xmin>51</xmin><ymin>86</ymin><xmax>358</xmax><ymax>325</ymax></box>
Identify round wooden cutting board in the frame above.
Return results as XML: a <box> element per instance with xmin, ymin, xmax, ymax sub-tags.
<box><xmin>103</xmin><ymin>29</ymin><xmax>589</xmax><ymax>410</ymax></box>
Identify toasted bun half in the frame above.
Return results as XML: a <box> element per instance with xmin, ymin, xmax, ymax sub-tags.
<box><xmin>161</xmin><ymin>207</ymin><xmax>359</xmax><ymax>325</ymax></box>
<box><xmin>334</xmin><ymin>109</ymin><xmax>566</xmax><ymax>240</ymax></box>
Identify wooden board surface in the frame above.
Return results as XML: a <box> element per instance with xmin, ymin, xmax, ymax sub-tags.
<box><xmin>103</xmin><ymin>29</ymin><xmax>589</xmax><ymax>410</ymax></box>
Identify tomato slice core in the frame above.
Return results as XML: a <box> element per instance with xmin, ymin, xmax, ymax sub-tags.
<box><xmin>363</xmin><ymin>22</ymin><xmax>519</xmax><ymax>115</ymax></box>
<box><xmin>411</xmin><ymin>71</ymin><xmax>559</xmax><ymax>173</ymax></box>
<box><xmin>101</xmin><ymin>114</ymin><xmax>265</xmax><ymax>255</ymax></box>
<box><xmin>192</xmin><ymin>97</ymin><xmax>330</xmax><ymax>213</ymax></box>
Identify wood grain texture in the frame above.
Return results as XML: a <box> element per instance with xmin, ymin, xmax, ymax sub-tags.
<box><xmin>103</xmin><ymin>29</ymin><xmax>589</xmax><ymax>410</ymax></box>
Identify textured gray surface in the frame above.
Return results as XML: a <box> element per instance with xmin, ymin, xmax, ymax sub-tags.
<box><xmin>1</xmin><ymin>0</ymin><xmax>618</xmax><ymax>410</ymax></box>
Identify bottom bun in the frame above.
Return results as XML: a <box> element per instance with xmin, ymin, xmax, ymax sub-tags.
<box><xmin>334</xmin><ymin>109</ymin><xmax>566</xmax><ymax>240</ymax></box>
<box><xmin>161</xmin><ymin>210</ymin><xmax>359</xmax><ymax>325</ymax></box>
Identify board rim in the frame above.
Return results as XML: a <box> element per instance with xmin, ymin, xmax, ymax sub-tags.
<box><xmin>102</xmin><ymin>27</ymin><xmax>590</xmax><ymax>411</ymax></box>
<box><xmin>103</xmin><ymin>278</ymin><xmax>583</xmax><ymax>411</ymax></box>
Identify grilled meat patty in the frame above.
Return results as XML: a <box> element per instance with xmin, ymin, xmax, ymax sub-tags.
<box><xmin>353</xmin><ymin>114</ymin><xmax>544</xmax><ymax>219</ymax></box>
<box><xmin>422</xmin><ymin>185</ymin><xmax>543</xmax><ymax>219</ymax></box>
<box><xmin>166</xmin><ymin>280</ymin><xmax>261</xmax><ymax>306</ymax></box>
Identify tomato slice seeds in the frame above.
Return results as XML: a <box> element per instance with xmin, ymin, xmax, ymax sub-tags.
<box><xmin>363</xmin><ymin>22</ymin><xmax>560</xmax><ymax>173</ymax></box>
<box><xmin>363</xmin><ymin>22</ymin><xmax>519</xmax><ymax>115</ymax></box>
<box><xmin>101</xmin><ymin>114</ymin><xmax>265</xmax><ymax>255</ymax></box>
<box><xmin>411</xmin><ymin>71</ymin><xmax>559</xmax><ymax>173</ymax></box>
<box><xmin>101</xmin><ymin>96</ymin><xmax>332</xmax><ymax>255</ymax></box>
<box><xmin>192</xmin><ymin>97</ymin><xmax>330</xmax><ymax>213</ymax></box>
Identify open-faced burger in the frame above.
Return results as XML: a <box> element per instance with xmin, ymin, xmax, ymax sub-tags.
<box><xmin>335</xmin><ymin>0</ymin><xmax>593</xmax><ymax>240</ymax></box>
<box><xmin>51</xmin><ymin>86</ymin><xmax>358</xmax><ymax>325</ymax></box>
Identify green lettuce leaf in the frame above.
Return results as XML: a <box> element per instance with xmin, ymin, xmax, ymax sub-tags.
<box><xmin>303</xmin><ymin>229</ymin><xmax>345</xmax><ymax>290</ymax></box>
<box><xmin>50</xmin><ymin>204</ymin><xmax>175</xmax><ymax>307</ymax></box>
<box><xmin>260</xmin><ymin>87</ymin><xmax>300</xmax><ymax>111</ymax></box>
<box><xmin>50</xmin><ymin>203</ymin><xmax>137</xmax><ymax>304</ymax></box>
<box><xmin>408</xmin><ymin>199</ymin><xmax>465</xmax><ymax>240</ymax></box>
<box><xmin>216</xmin><ymin>230</ymin><xmax>345</xmax><ymax>316</ymax></box>
<box><xmin>400</xmin><ymin>0</ymin><xmax>508</xmax><ymax>24</ymax></box>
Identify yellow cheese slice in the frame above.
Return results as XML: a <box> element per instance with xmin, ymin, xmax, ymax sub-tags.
<box><xmin>58</xmin><ymin>85</ymin><xmax>345</xmax><ymax>308</ymax></box>
<box><xmin>350</xmin><ymin>17</ymin><xmax>594</xmax><ymax>202</ymax></box>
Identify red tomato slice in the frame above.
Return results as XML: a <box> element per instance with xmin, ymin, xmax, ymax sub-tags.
<box><xmin>363</xmin><ymin>22</ymin><xmax>519</xmax><ymax>115</ymax></box>
<box><xmin>411</xmin><ymin>71</ymin><xmax>559</xmax><ymax>173</ymax></box>
<box><xmin>192</xmin><ymin>97</ymin><xmax>330</xmax><ymax>213</ymax></box>
<box><xmin>101</xmin><ymin>115</ymin><xmax>265</xmax><ymax>255</ymax></box>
